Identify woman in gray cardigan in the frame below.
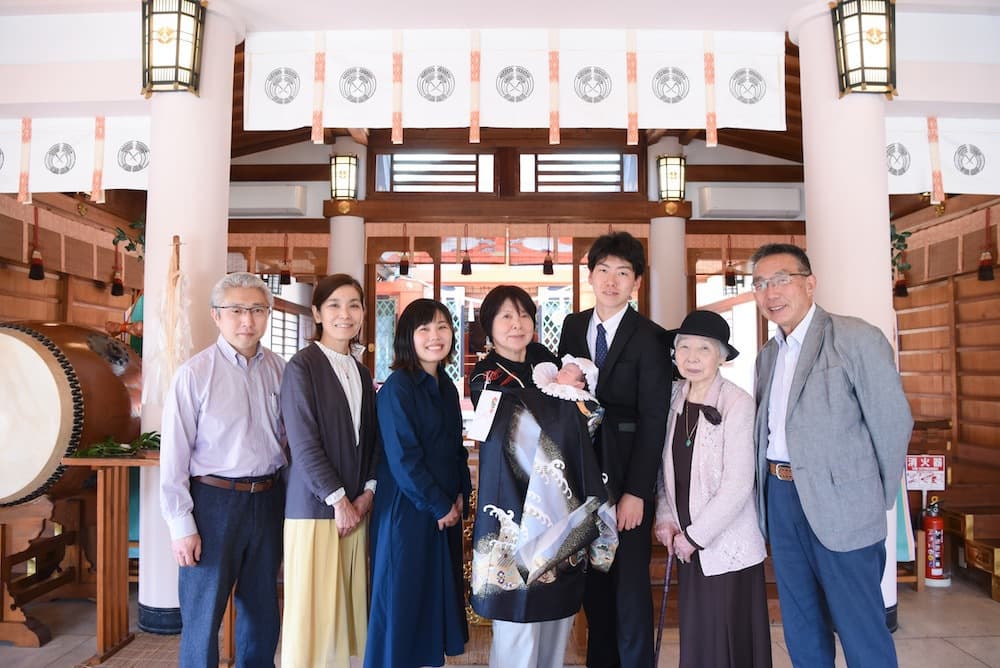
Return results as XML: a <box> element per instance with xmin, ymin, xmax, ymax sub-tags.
<box><xmin>279</xmin><ymin>274</ymin><xmax>378</xmax><ymax>667</ymax></box>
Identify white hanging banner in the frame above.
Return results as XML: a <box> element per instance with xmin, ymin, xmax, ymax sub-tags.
<box><xmin>401</xmin><ymin>30</ymin><xmax>471</xmax><ymax>129</ymax></box>
<box><xmin>636</xmin><ymin>31</ymin><xmax>707</xmax><ymax>131</ymax></box>
<box><xmin>0</xmin><ymin>118</ymin><xmax>20</xmax><ymax>194</ymax></box>
<box><xmin>243</xmin><ymin>28</ymin><xmax>788</xmax><ymax>136</ymax></box>
<box><xmin>103</xmin><ymin>116</ymin><xmax>152</xmax><ymax>190</ymax></box>
<box><xmin>886</xmin><ymin>117</ymin><xmax>1000</xmax><ymax>196</ymax></box>
<box><xmin>885</xmin><ymin>116</ymin><xmax>932</xmax><ymax>195</ymax></box>
<box><xmin>558</xmin><ymin>30</ymin><xmax>628</xmax><ymax>129</ymax></box>
<box><xmin>713</xmin><ymin>31</ymin><xmax>786</xmax><ymax>131</ymax></box>
<box><xmin>938</xmin><ymin>118</ymin><xmax>1000</xmax><ymax>195</ymax></box>
<box><xmin>243</xmin><ymin>32</ymin><xmax>315</xmax><ymax>131</ymax></box>
<box><xmin>479</xmin><ymin>29</ymin><xmax>549</xmax><ymax>129</ymax></box>
<box><xmin>29</xmin><ymin>117</ymin><xmax>93</xmax><ymax>194</ymax></box>
<box><xmin>323</xmin><ymin>30</ymin><xmax>395</xmax><ymax>129</ymax></box>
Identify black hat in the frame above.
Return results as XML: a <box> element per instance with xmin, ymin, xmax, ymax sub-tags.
<box><xmin>666</xmin><ymin>310</ymin><xmax>739</xmax><ymax>361</ymax></box>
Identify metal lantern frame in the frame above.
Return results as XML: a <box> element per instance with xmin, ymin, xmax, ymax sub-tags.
<box><xmin>331</xmin><ymin>154</ymin><xmax>360</xmax><ymax>200</ymax></box>
<box><xmin>656</xmin><ymin>155</ymin><xmax>686</xmax><ymax>202</ymax></box>
<box><xmin>830</xmin><ymin>0</ymin><xmax>897</xmax><ymax>97</ymax></box>
<box><xmin>142</xmin><ymin>0</ymin><xmax>207</xmax><ymax>97</ymax></box>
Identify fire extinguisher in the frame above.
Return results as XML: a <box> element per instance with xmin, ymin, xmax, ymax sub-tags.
<box><xmin>923</xmin><ymin>496</ymin><xmax>950</xmax><ymax>586</ymax></box>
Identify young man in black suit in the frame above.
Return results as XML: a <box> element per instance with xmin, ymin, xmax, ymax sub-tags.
<box><xmin>558</xmin><ymin>231</ymin><xmax>671</xmax><ymax>668</ymax></box>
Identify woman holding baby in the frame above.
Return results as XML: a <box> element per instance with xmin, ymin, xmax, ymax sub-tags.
<box><xmin>468</xmin><ymin>285</ymin><xmax>615</xmax><ymax>668</ymax></box>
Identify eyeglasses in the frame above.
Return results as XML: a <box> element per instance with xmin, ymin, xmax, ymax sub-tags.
<box><xmin>751</xmin><ymin>272</ymin><xmax>811</xmax><ymax>293</ymax></box>
<box><xmin>213</xmin><ymin>304</ymin><xmax>271</xmax><ymax>318</ymax></box>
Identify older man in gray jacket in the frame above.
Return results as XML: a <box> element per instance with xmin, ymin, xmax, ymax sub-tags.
<box><xmin>751</xmin><ymin>243</ymin><xmax>912</xmax><ymax>668</ymax></box>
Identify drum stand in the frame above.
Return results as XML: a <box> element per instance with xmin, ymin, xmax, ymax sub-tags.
<box><xmin>0</xmin><ymin>497</ymin><xmax>64</xmax><ymax>646</ymax></box>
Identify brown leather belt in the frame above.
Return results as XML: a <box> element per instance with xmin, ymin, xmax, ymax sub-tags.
<box><xmin>192</xmin><ymin>474</ymin><xmax>277</xmax><ymax>493</ymax></box>
<box><xmin>768</xmin><ymin>461</ymin><xmax>794</xmax><ymax>481</ymax></box>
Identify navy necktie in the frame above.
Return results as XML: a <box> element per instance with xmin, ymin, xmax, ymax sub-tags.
<box><xmin>595</xmin><ymin>323</ymin><xmax>608</xmax><ymax>368</ymax></box>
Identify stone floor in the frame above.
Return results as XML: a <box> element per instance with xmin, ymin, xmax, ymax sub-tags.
<box><xmin>2</xmin><ymin>576</ymin><xmax>999</xmax><ymax>667</ymax></box>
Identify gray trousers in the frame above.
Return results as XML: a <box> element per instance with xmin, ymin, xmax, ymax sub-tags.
<box><xmin>489</xmin><ymin>615</ymin><xmax>575</xmax><ymax>668</ymax></box>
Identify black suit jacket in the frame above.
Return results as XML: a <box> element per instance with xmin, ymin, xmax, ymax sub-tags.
<box><xmin>558</xmin><ymin>307</ymin><xmax>670</xmax><ymax>501</ymax></box>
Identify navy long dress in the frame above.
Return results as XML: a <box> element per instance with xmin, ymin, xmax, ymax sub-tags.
<box><xmin>365</xmin><ymin>366</ymin><xmax>471</xmax><ymax>668</ymax></box>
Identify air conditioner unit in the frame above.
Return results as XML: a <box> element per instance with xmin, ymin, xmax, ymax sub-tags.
<box><xmin>697</xmin><ymin>185</ymin><xmax>802</xmax><ymax>219</ymax></box>
<box><xmin>228</xmin><ymin>184</ymin><xmax>307</xmax><ymax>216</ymax></box>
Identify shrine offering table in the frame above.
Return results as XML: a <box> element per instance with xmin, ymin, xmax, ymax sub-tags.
<box><xmin>61</xmin><ymin>453</ymin><xmax>159</xmax><ymax>666</ymax></box>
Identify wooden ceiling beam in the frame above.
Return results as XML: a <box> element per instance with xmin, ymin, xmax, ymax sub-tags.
<box><xmin>326</xmin><ymin>196</ymin><xmax>687</xmax><ymax>221</ymax></box>
<box><xmin>679</xmin><ymin>129</ymin><xmax>702</xmax><ymax>145</ymax></box>
<box><xmin>686</xmin><ymin>164</ymin><xmax>803</xmax><ymax>182</ymax></box>
<box><xmin>686</xmin><ymin>219</ymin><xmax>805</xmax><ymax>235</ymax></box>
<box><xmin>347</xmin><ymin>128</ymin><xmax>370</xmax><ymax>146</ymax></box>
<box><xmin>230</xmin><ymin>164</ymin><xmax>331</xmax><ymax>181</ymax></box>
<box><xmin>229</xmin><ymin>218</ymin><xmax>330</xmax><ymax>234</ymax></box>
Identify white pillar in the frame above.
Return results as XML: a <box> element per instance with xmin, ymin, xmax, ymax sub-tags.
<box><xmin>138</xmin><ymin>7</ymin><xmax>243</xmax><ymax>633</ymax></box>
<box><xmin>647</xmin><ymin>136</ymin><xmax>688</xmax><ymax>330</ymax></box>
<box><xmin>649</xmin><ymin>216</ymin><xmax>687</xmax><ymax>330</ymax></box>
<box><xmin>327</xmin><ymin>215</ymin><xmax>365</xmax><ymax>281</ymax></box>
<box><xmin>790</xmin><ymin>2</ymin><xmax>899</xmax><ymax>625</ymax></box>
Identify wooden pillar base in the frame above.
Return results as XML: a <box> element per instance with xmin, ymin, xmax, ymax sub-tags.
<box><xmin>0</xmin><ymin>617</ymin><xmax>52</xmax><ymax>648</ymax></box>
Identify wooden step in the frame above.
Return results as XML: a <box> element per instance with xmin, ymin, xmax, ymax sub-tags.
<box><xmin>963</xmin><ymin>538</ymin><xmax>1000</xmax><ymax>602</ymax></box>
<box><xmin>940</xmin><ymin>505</ymin><xmax>1000</xmax><ymax>540</ymax></box>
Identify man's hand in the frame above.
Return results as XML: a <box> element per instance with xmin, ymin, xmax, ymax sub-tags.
<box><xmin>352</xmin><ymin>490</ymin><xmax>374</xmax><ymax>518</ymax></box>
<box><xmin>334</xmin><ymin>496</ymin><xmax>362</xmax><ymax>537</ymax></box>
<box><xmin>617</xmin><ymin>493</ymin><xmax>644</xmax><ymax>532</ymax></box>
<box><xmin>654</xmin><ymin>522</ymin><xmax>680</xmax><ymax>553</ymax></box>
<box><xmin>172</xmin><ymin>533</ymin><xmax>202</xmax><ymax>567</ymax></box>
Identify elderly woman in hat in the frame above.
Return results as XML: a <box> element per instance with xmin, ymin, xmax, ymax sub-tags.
<box><xmin>654</xmin><ymin>310</ymin><xmax>771</xmax><ymax>667</ymax></box>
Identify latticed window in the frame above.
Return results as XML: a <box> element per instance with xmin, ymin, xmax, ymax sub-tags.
<box><xmin>374</xmin><ymin>153</ymin><xmax>495</xmax><ymax>193</ymax></box>
<box><xmin>538</xmin><ymin>289</ymin><xmax>572</xmax><ymax>354</ymax></box>
<box><xmin>441</xmin><ymin>294</ymin><xmax>464</xmax><ymax>384</ymax></box>
<box><xmin>375</xmin><ymin>295</ymin><xmax>398</xmax><ymax>382</ymax></box>
<box><xmin>269</xmin><ymin>309</ymin><xmax>300</xmax><ymax>361</ymax></box>
<box><xmin>519</xmin><ymin>153</ymin><xmax>639</xmax><ymax>193</ymax></box>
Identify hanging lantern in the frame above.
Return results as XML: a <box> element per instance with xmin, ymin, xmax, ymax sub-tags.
<box><xmin>656</xmin><ymin>155</ymin><xmax>686</xmax><ymax>202</ymax></box>
<box><xmin>331</xmin><ymin>154</ymin><xmax>359</xmax><ymax>200</ymax></box>
<box><xmin>460</xmin><ymin>224</ymin><xmax>472</xmax><ymax>275</ymax></box>
<box><xmin>28</xmin><ymin>208</ymin><xmax>45</xmax><ymax>281</ymax></box>
<box><xmin>399</xmin><ymin>224</ymin><xmax>410</xmax><ymax>276</ymax></box>
<box><xmin>141</xmin><ymin>0</ymin><xmax>207</xmax><ymax>97</ymax></box>
<box><xmin>543</xmin><ymin>224</ymin><xmax>555</xmax><ymax>275</ymax></box>
<box><xmin>830</xmin><ymin>0</ymin><xmax>896</xmax><ymax>97</ymax></box>
<box><xmin>111</xmin><ymin>246</ymin><xmax>125</xmax><ymax>296</ymax></box>
<box><xmin>280</xmin><ymin>233</ymin><xmax>292</xmax><ymax>285</ymax></box>
<box><xmin>979</xmin><ymin>208</ymin><xmax>995</xmax><ymax>282</ymax></box>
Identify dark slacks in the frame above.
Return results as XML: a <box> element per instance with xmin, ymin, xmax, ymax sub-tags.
<box><xmin>583</xmin><ymin>498</ymin><xmax>654</xmax><ymax>668</ymax></box>
<box><xmin>178</xmin><ymin>478</ymin><xmax>284</xmax><ymax>668</ymax></box>
<box><xmin>767</xmin><ymin>475</ymin><xmax>897</xmax><ymax>668</ymax></box>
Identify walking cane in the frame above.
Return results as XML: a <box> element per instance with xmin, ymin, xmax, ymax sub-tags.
<box><xmin>653</xmin><ymin>553</ymin><xmax>675</xmax><ymax>667</ymax></box>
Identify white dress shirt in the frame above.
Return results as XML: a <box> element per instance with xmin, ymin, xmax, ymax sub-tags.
<box><xmin>766</xmin><ymin>303</ymin><xmax>817</xmax><ymax>463</ymax></box>
<box><xmin>587</xmin><ymin>304</ymin><xmax>630</xmax><ymax>365</ymax></box>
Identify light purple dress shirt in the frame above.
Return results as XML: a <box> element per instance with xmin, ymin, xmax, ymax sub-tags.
<box><xmin>160</xmin><ymin>335</ymin><xmax>287</xmax><ymax>540</ymax></box>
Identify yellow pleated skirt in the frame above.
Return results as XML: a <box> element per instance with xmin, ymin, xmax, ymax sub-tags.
<box><xmin>281</xmin><ymin>517</ymin><xmax>369</xmax><ymax>668</ymax></box>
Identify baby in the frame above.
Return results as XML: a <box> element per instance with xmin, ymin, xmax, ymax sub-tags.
<box><xmin>533</xmin><ymin>354</ymin><xmax>599</xmax><ymax>404</ymax></box>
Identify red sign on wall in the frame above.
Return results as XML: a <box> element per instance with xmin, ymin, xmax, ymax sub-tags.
<box><xmin>906</xmin><ymin>454</ymin><xmax>946</xmax><ymax>491</ymax></box>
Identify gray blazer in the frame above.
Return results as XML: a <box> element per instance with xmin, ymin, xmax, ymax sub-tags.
<box><xmin>754</xmin><ymin>305</ymin><xmax>913</xmax><ymax>552</ymax></box>
<box><xmin>281</xmin><ymin>342</ymin><xmax>378</xmax><ymax>520</ymax></box>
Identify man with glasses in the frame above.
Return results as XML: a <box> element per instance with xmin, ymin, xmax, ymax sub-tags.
<box><xmin>750</xmin><ymin>244</ymin><xmax>912</xmax><ymax>667</ymax></box>
<box><xmin>160</xmin><ymin>272</ymin><xmax>286</xmax><ymax>667</ymax></box>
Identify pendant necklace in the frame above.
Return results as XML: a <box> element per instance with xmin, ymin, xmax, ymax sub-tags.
<box><xmin>683</xmin><ymin>401</ymin><xmax>698</xmax><ymax>447</ymax></box>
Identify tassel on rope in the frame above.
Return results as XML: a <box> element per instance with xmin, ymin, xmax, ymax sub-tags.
<box><xmin>979</xmin><ymin>208</ymin><xmax>995</xmax><ymax>282</ymax></box>
<box><xmin>111</xmin><ymin>244</ymin><xmax>124</xmax><ymax>296</ymax></box>
<box><xmin>399</xmin><ymin>223</ymin><xmax>410</xmax><ymax>276</ymax></box>
<box><xmin>543</xmin><ymin>223</ymin><xmax>554</xmax><ymax>275</ymax></box>
<box><xmin>460</xmin><ymin>224</ymin><xmax>472</xmax><ymax>276</ymax></box>
<box><xmin>280</xmin><ymin>233</ymin><xmax>292</xmax><ymax>285</ymax></box>
<box><xmin>28</xmin><ymin>207</ymin><xmax>44</xmax><ymax>280</ymax></box>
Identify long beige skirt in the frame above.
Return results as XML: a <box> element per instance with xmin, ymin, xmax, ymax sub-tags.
<box><xmin>281</xmin><ymin>517</ymin><xmax>369</xmax><ymax>668</ymax></box>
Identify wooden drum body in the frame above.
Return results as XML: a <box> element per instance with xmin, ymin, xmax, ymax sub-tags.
<box><xmin>0</xmin><ymin>322</ymin><xmax>141</xmax><ymax>507</ymax></box>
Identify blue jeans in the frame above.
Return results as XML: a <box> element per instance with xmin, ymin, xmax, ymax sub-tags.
<box><xmin>767</xmin><ymin>475</ymin><xmax>896</xmax><ymax>668</ymax></box>
<box><xmin>178</xmin><ymin>477</ymin><xmax>284</xmax><ymax>668</ymax></box>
